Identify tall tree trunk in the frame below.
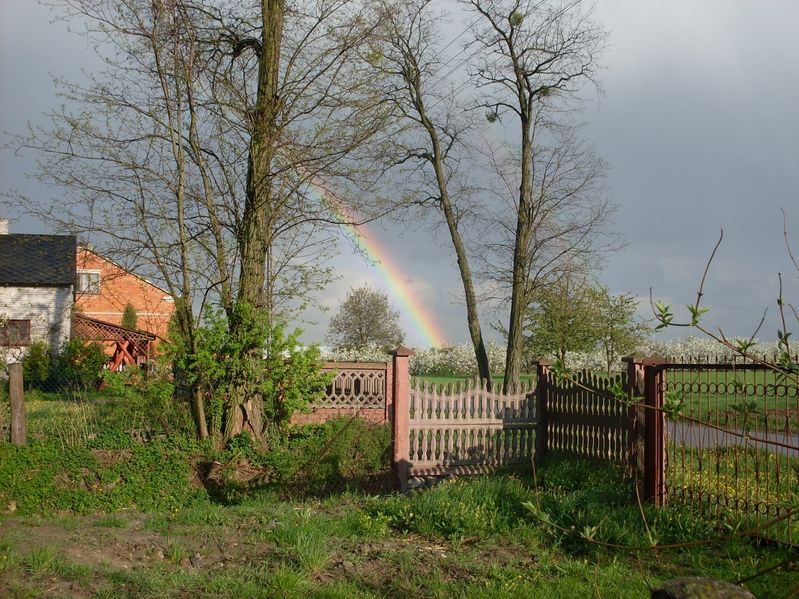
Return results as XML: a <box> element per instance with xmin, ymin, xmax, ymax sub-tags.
<box><xmin>238</xmin><ymin>0</ymin><xmax>284</xmax><ymax>308</ymax></box>
<box><xmin>413</xmin><ymin>80</ymin><xmax>493</xmax><ymax>388</ymax></box>
<box><xmin>441</xmin><ymin>200</ymin><xmax>493</xmax><ymax>387</ymax></box>
<box><xmin>227</xmin><ymin>0</ymin><xmax>285</xmax><ymax>444</ymax></box>
<box><xmin>504</xmin><ymin>117</ymin><xmax>533</xmax><ymax>393</ymax></box>
<box><xmin>150</xmin><ymin>4</ymin><xmax>209</xmax><ymax>439</ymax></box>
<box><xmin>173</xmin><ymin>299</ymin><xmax>208</xmax><ymax>439</ymax></box>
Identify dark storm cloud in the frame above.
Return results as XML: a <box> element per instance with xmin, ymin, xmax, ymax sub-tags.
<box><xmin>2</xmin><ymin>0</ymin><xmax>798</xmax><ymax>344</ymax></box>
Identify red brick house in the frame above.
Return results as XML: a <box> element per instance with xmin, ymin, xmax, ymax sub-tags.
<box><xmin>74</xmin><ymin>247</ymin><xmax>174</xmax><ymax>341</ymax></box>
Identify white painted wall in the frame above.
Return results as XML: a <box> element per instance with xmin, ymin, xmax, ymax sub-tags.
<box><xmin>0</xmin><ymin>286</ymin><xmax>73</xmax><ymax>364</ymax></box>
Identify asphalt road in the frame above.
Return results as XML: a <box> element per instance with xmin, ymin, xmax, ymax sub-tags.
<box><xmin>666</xmin><ymin>419</ymin><xmax>799</xmax><ymax>458</ymax></box>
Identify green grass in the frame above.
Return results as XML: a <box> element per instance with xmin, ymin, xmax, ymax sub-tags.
<box><xmin>3</xmin><ymin>386</ymin><xmax>799</xmax><ymax>597</ymax></box>
<box><xmin>22</xmin><ymin>546</ymin><xmax>57</xmax><ymax>574</ymax></box>
<box><xmin>95</xmin><ymin>514</ymin><xmax>129</xmax><ymax>528</ymax></box>
<box><xmin>272</xmin><ymin>521</ymin><xmax>331</xmax><ymax>573</ymax></box>
<box><xmin>164</xmin><ymin>539</ymin><xmax>190</xmax><ymax>564</ymax></box>
<box><xmin>24</xmin><ymin>394</ymin><xmax>150</xmax><ymax>443</ymax></box>
<box><xmin>3</xmin><ymin>457</ymin><xmax>795</xmax><ymax>598</ymax></box>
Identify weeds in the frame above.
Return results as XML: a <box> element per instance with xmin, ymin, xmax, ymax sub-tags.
<box><xmin>23</xmin><ymin>546</ymin><xmax>57</xmax><ymax>573</ymax></box>
<box><xmin>265</xmin><ymin>564</ymin><xmax>310</xmax><ymax>595</ymax></box>
<box><xmin>270</xmin><ymin>513</ymin><xmax>331</xmax><ymax>573</ymax></box>
<box><xmin>1</xmin><ymin>467</ymin><xmax>797</xmax><ymax>598</ymax></box>
<box><xmin>0</xmin><ymin>438</ymin><xmax>204</xmax><ymax>515</ymax></box>
<box><xmin>2</xmin><ymin>389</ymin><xmax>798</xmax><ymax>598</ymax></box>
<box><xmin>0</xmin><ymin>539</ymin><xmax>16</xmax><ymax>574</ymax></box>
<box><xmin>367</xmin><ymin>474</ymin><xmax>533</xmax><ymax>540</ymax></box>
<box><xmin>95</xmin><ymin>514</ymin><xmax>128</xmax><ymax>528</ymax></box>
<box><xmin>163</xmin><ymin>539</ymin><xmax>189</xmax><ymax>565</ymax></box>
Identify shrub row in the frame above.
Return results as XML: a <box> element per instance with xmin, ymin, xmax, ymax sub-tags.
<box><xmin>20</xmin><ymin>339</ymin><xmax>107</xmax><ymax>392</ymax></box>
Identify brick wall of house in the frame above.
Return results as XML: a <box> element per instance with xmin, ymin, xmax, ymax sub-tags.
<box><xmin>74</xmin><ymin>249</ymin><xmax>174</xmax><ymax>340</ymax></box>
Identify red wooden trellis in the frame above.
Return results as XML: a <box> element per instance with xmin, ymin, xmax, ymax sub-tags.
<box><xmin>72</xmin><ymin>314</ymin><xmax>155</xmax><ymax>371</ymax></box>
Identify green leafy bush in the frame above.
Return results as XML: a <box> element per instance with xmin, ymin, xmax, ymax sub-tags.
<box><xmin>0</xmin><ymin>380</ymin><xmax>8</xmax><ymax>441</ymax></box>
<box><xmin>52</xmin><ymin>339</ymin><xmax>107</xmax><ymax>390</ymax></box>
<box><xmin>263</xmin><ymin>320</ymin><xmax>332</xmax><ymax>428</ymax></box>
<box><xmin>277</xmin><ymin>418</ymin><xmax>392</xmax><ymax>495</ymax></box>
<box><xmin>174</xmin><ymin>303</ymin><xmax>331</xmax><ymax>441</ymax></box>
<box><xmin>201</xmin><ymin>418</ymin><xmax>392</xmax><ymax>501</ymax></box>
<box><xmin>21</xmin><ymin>342</ymin><xmax>51</xmax><ymax>389</ymax></box>
<box><xmin>101</xmin><ymin>367</ymin><xmax>192</xmax><ymax>437</ymax></box>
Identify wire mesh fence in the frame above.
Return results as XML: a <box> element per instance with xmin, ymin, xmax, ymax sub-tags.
<box><xmin>659</xmin><ymin>360</ymin><xmax>799</xmax><ymax>545</ymax></box>
<box><xmin>5</xmin><ymin>338</ymin><xmax>119</xmax><ymax>397</ymax></box>
<box><xmin>0</xmin><ymin>379</ymin><xmax>9</xmax><ymax>442</ymax></box>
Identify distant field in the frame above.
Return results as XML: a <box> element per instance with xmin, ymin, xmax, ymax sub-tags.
<box><xmin>664</xmin><ymin>369</ymin><xmax>799</xmax><ymax>430</ymax></box>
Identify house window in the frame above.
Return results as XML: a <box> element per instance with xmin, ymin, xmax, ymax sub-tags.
<box><xmin>0</xmin><ymin>319</ymin><xmax>31</xmax><ymax>347</ymax></box>
<box><xmin>77</xmin><ymin>270</ymin><xmax>101</xmax><ymax>294</ymax></box>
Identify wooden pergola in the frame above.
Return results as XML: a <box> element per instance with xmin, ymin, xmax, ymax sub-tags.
<box><xmin>72</xmin><ymin>314</ymin><xmax>156</xmax><ymax>371</ymax></box>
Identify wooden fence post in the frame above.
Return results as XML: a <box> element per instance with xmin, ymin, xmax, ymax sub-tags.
<box><xmin>642</xmin><ymin>358</ymin><xmax>666</xmax><ymax>506</ymax></box>
<box><xmin>9</xmin><ymin>362</ymin><xmax>26</xmax><ymax>446</ymax></box>
<box><xmin>622</xmin><ymin>355</ymin><xmax>645</xmax><ymax>479</ymax></box>
<box><xmin>535</xmin><ymin>359</ymin><xmax>552</xmax><ymax>462</ymax></box>
<box><xmin>392</xmin><ymin>346</ymin><xmax>414</xmax><ymax>491</ymax></box>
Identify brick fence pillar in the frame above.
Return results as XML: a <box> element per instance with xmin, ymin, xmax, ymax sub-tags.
<box><xmin>392</xmin><ymin>346</ymin><xmax>414</xmax><ymax>491</ymax></box>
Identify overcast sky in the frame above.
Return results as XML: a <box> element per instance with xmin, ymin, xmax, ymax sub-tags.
<box><xmin>2</xmin><ymin>0</ymin><xmax>798</xmax><ymax>347</ymax></box>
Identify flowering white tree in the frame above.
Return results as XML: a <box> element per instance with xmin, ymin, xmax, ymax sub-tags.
<box><xmin>327</xmin><ymin>285</ymin><xmax>405</xmax><ymax>351</ymax></box>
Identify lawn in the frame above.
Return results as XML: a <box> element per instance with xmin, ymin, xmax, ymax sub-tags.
<box><xmin>1</xmin><ymin>450</ymin><xmax>798</xmax><ymax>598</ymax></box>
<box><xmin>2</xmin><ymin>388</ymin><xmax>799</xmax><ymax>597</ymax></box>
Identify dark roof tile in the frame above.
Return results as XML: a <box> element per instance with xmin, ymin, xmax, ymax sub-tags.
<box><xmin>0</xmin><ymin>234</ymin><xmax>77</xmax><ymax>287</ymax></box>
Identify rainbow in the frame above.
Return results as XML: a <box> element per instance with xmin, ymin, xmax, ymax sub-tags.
<box><xmin>305</xmin><ymin>180</ymin><xmax>447</xmax><ymax>348</ymax></box>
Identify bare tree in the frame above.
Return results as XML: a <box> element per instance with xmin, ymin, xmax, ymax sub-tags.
<box><xmin>197</xmin><ymin>0</ymin><xmax>390</xmax><ymax>440</ymax></box>
<box><xmin>475</xmin><ymin>122</ymin><xmax>616</xmax><ymax>319</ymax></box>
<box><xmin>9</xmin><ymin>0</ymin><xmax>232</xmax><ymax>437</ymax></box>
<box><xmin>6</xmin><ymin>0</ymin><xmax>389</xmax><ymax>442</ymax></box>
<box><xmin>368</xmin><ymin>0</ymin><xmax>494</xmax><ymax>385</ymax></box>
<box><xmin>465</xmin><ymin>0</ymin><xmax>610</xmax><ymax>390</ymax></box>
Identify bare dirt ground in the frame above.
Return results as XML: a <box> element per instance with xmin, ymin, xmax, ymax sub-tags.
<box><xmin>0</xmin><ymin>509</ymin><xmax>542</xmax><ymax>599</ymax></box>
